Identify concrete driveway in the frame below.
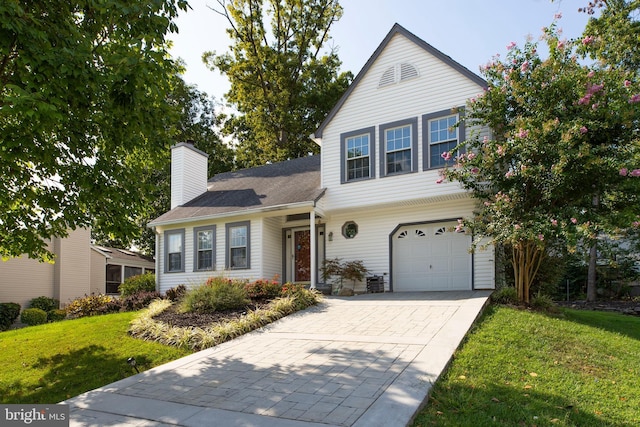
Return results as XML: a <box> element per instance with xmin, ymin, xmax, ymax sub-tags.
<box><xmin>65</xmin><ymin>291</ymin><xmax>491</xmax><ymax>426</ymax></box>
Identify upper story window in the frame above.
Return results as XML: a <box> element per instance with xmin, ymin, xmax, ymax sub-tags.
<box><xmin>226</xmin><ymin>221</ymin><xmax>250</xmax><ymax>269</ymax></box>
<box><xmin>423</xmin><ymin>109</ymin><xmax>465</xmax><ymax>169</ymax></box>
<box><xmin>380</xmin><ymin>118</ymin><xmax>418</xmax><ymax>176</ymax></box>
<box><xmin>340</xmin><ymin>127</ymin><xmax>375</xmax><ymax>183</ymax></box>
<box><xmin>194</xmin><ymin>226</ymin><xmax>215</xmax><ymax>271</ymax></box>
<box><xmin>164</xmin><ymin>229</ymin><xmax>185</xmax><ymax>273</ymax></box>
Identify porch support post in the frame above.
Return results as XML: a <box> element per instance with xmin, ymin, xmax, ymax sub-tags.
<box><xmin>310</xmin><ymin>209</ymin><xmax>317</xmax><ymax>289</ymax></box>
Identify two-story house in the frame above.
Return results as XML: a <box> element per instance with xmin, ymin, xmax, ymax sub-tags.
<box><xmin>149</xmin><ymin>24</ymin><xmax>495</xmax><ymax>293</ymax></box>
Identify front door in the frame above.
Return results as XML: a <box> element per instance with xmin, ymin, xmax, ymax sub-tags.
<box><xmin>294</xmin><ymin>229</ymin><xmax>311</xmax><ymax>282</ymax></box>
<box><xmin>285</xmin><ymin>226</ymin><xmax>325</xmax><ymax>284</ymax></box>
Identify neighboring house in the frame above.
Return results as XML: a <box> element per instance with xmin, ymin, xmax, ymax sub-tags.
<box><xmin>149</xmin><ymin>24</ymin><xmax>495</xmax><ymax>293</ymax></box>
<box><xmin>0</xmin><ymin>228</ymin><xmax>155</xmax><ymax>309</ymax></box>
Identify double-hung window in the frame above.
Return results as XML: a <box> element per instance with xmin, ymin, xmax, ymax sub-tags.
<box><xmin>165</xmin><ymin>229</ymin><xmax>185</xmax><ymax>273</ymax></box>
<box><xmin>340</xmin><ymin>127</ymin><xmax>375</xmax><ymax>183</ymax></box>
<box><xmin>423</xmin><ymin>109</ymin><xmax>464</xmax><ymax>169</ymax></box>
<box><xmin>194</xmin><ymin>226</ymin><xmax>215</xmax><ymax>271</ymax></box>
<box><xmin>380</xmin><ymin>118</ymin><xmax>418</xmax><ymax>176</ymax></box>
<box><xmin>226</xmin><ymin>221</ymin><xmax>250</xmax><ymax>269</ymax></box>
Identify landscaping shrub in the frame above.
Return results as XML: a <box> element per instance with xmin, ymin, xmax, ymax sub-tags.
<box><xmin>281</xmin><ymin>283</ymin><xmax>320</xmax><ymax>309</ymax></box>
<box><xmin>66</xmin><ymin>294</ymin><xmax>116</xmax><ymax>319</ymax></box>
<box><xmin>530</xmin><ymin>292</ymin><xmax>555</xmax><ymax>311</ymax></box>
<box><xmin>244</xmin><ymin>278</ymin><xmax>281</xmax><ymax>300</ymax></box>
<box><xmin>165</xmin><ymin>284</ymin><xmax>187</xmax><ymax>302</ymax></box>
<box><xmin>47</xmin><ymin>309</ymin><xmax>67</xmax><ymax>322</ymax></box>
<box><xmin>119</xmin><ymin>273</ymin><xmax>156</xmax><ymax>297</ymax></box>
<box><xmin>20</xmin><ymin>308</ymin><xmax>47</xmax><ymax>326</ymax></box>
<box><xmin>181</xmin><ymin>278</ymin><xmax>249</xmax><ymax>313</ymax></box>
<box><xmin>0</xmin><ymin>302</ymin><xmax>21</xmax><ymax>331</ymax></box>
<box><xmin>121</xmin><ymin>291</ymin><xmax>162</xmax><ymax>311</ymax></box>
<box><xmin>28</xmin><ymin>296</ymin><xmax>59</xmax><ymax>312</ymax></box>
<box><xmin>491</xmin><ymin>286</ymin><xmax>518</xmax><ymax>305</ymax></box>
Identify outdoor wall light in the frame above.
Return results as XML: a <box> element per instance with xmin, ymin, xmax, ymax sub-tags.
<box><xmin>127</xmin><ymin>357</ymin><xmax>139</xmax><ymax>373</ymax></box>
<box><xmin>328</xmin><ymin>231</ymin><xmax>333</xmax><ymax>241</ymax></box>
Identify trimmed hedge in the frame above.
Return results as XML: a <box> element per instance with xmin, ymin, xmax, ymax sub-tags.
<box><xmin>0</xmin><ymin>302</ymin><xmax>21</xmax><ymax>331</ymax></box>
<box><xmin>28</xmin><ymin>296</ymin><xmax>59</xmax><ymax>312</ymax></box>
<box><xmin>21</xmin><ymin>308</ymin><xmax>48</xmax><ymax>326</ymax></box>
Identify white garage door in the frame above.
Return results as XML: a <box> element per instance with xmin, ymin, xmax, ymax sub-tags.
<box><xmin>393</xmin><ymin>222</ymin><xmax>472</xmax><ymax>291</ymax></box>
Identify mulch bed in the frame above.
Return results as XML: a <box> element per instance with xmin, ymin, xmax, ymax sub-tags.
<box><xmin>152</xmin><ymin>301</ymin><xmax>271</xmax><ymax>329</ymax></box>
<box><xmin>555</xmin><ymin>300</ymin><xmax>640</xmax><ymax>316</ymax></box>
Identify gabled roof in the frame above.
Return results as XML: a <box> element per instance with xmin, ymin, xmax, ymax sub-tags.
<box><xmin>150</xmin><ymin>155</ymin><xmax>323</xmax><ymax>225</ymax></box>
<box><xmin>314</xmin><ymin>23</ymin><xmax>487</xmax><ymax>138</ymax></box>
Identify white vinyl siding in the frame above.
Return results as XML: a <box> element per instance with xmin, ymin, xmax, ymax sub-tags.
<box><xmin>320</xmin><ymin>33</ymin><xmax>485</xmax><ymax>212</ymax></box>
<box><xmin>261</xmin><ymin>217</ymin><xmax>283</xmax><ymax>280</ymax></box>
<box><xmin>170</xmin><ymin>143</ymin><xmax>208</xmax><ymax>209</ymax></box>
<box><xmin>323</xmin><ymin>197</ymin><xmax>494</xmax><ymax>292</ymax></box>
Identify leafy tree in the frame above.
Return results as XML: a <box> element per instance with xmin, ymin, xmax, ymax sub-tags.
<box><xmin>204</xmin><ymin>0</ymin><xmax>352</xmax><ymax>166</ymax></box>
<box><xmin>0</xmin><ymin>0</ymin><xmax>188</xmax><ymax>260</ymax></box>
<box><xmin>94</xmin><ymin>79</ymin><xmax>235</xmax><ymax>254</ymax></box>
<box><xmin>442</xmin><ymin>21</ymin><xmax>640</xmax><ymax>303</ymax></box>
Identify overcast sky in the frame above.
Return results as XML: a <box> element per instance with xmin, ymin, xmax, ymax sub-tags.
<box><xmin>168</xmin><ymin>0</ymin><xmax>594</xmax><ymax>100</ymax></box>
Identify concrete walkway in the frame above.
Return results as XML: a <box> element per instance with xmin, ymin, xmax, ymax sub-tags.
<box><xmin>65</xmin><ymin>291</ymin><xmax>491</xmax><ymax>427</ymax></box>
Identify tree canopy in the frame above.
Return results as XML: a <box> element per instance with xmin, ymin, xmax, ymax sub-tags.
<box><xmin>442</xmin><ymin>15</ymin><xmax>640</xmax><ymax>303</ymax></box>
<box><xmin>204</xmin><ymin>0</ymin><xmax>352</xmax><ymax>166</ymax></box>
<box><xmin>1</xmin><ymin>0</ymin><xmax>188</xmax><ymax>260</ymax></box>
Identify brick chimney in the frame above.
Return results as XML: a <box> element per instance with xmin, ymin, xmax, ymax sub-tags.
<box><xmin>170</xmin><ymin>141</ymin><xmax>209</xmax><ymax>209</ymax></box>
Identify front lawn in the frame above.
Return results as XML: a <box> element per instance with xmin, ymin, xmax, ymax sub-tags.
<box><xmin>0</xmin><ymin>311</ymin><xmax>192</xmax><ymax>404</ymax></box>
<box><xmin>411</xmin><ymin>306</ymin><xmax>640</xmax><ymax>426</ymax></box>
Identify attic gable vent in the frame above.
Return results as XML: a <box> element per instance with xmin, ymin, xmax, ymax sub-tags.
<box><xmin>400</xmin><ymin>62</ymin><xmax>418</xmax><ymax>81</ymax></box>
<box><xmin>379</xmin><ymin>66</ymin><xmax>396</xmax><ymax>87</ymax></box>
<box><xmin>378</xmin><ymin>62</ymin><xmax>419</xmax><ymax>88</ymax></box>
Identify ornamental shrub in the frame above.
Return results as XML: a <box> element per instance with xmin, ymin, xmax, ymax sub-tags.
<box><xmin>0</xmin><ymin>302</ymin><xmax>21</xmax><ymax>331</ymax></box>
<box><xmin>20</xmin><ymin>308</ymin><xmax>48</xmax><ymax>326</ymax></box>
<box><xmin>121</xmin><ymin>291</ymin><xmax>162</xmax><ymax>311</ymax></box>
<box><xmin>119</xmin><ymin>273</ymin><xmax>156</xmax><ymax>297</ymax></box>
<box><xmin>47</xmin><ymin>309</ymin><xmax>67</xmax><ymax>322</ymax></box>
<box><xmin>244</xmin><ymin>278</ymin><xmax>281</xmax><ymax>300</ymax></box>
<box><xmin>66</xmin><ymin>294</ymin><xmax>115</xmax><ymax>319</ymax></box>
<box><xmin>28</xmin><ymin>296</ymin><xmax>59</xmax><ymax>312</ymax></box>
<box><xmin>181</xmin><ymin>278</ymin><xmax>249</xmax><ymax>313</ymax></box>
<box><xmin>165</xmin><ymin>284</ymin><xmax>187</xmax><ymax>302</ymax></box>
<box><xmin>490</xmin><ymin>286</ymin><xmax>518</xmax><ymax>305</ymax></box>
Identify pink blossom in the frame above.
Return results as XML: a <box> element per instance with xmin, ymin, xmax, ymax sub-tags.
<box><xmin>557</xmin><ymin>40</ymin><xmax>566</xmax><ymax>50</ymax></box>
<box><xmin>467</xmin><ymin>152</ymin><xmax>476</xmax><ymax>160</ymax></box>
<box><xmin>624</xmin><ymin>80</ymin><xmax>631</xmax><ymax>88</ymax></box>
<box><xmin>520</xmin><ymin>61</ymin><xmax>529</xmax><ymax>72</ymax></box>
<box><xmin>517</xmin><ymin>128</ymin><xmax>529</xmax><ymax>138</ymax></box>
<box><xmin>633</xmin><ymin>221</ymin><xmax>640</xmax><ymax>228</ymax></box>
<box><xmin>484</xmin><ymin>201</ymin><xmax>491</xmax><ymax>206</ymax></box>
<box><xmin>538</xmin><ymin>234</ymin><xmax>545</xmax><ymax>241</ymax></box>
<box><xmin>471</xmin><ymin>167</ymin><xmax>480</xmax><ymax>174</ymax></box>
<box><xmin>554</xmin><ymin>12</ymin><xmax>562</xmax><ymax>19</ymax></box>
<box><xmin>497</xmin><ymin>145</ymin><xmax>505</xmax><ymax>156</ymax></box>
<box><xmin>582</xmin><ymin>35</ymin><xmax>594</xmax><ymax>45</ymax></box>
<box><xmin>571</xmin><ymin>218</ymin><xmax>578</xmax><ymax>224</ymax></box>
<box><xmin>551</xmin><ymin>219</ymin><xmax>558</xmax><ymax>226</ymax></box>
<box><xmin>441</xmin><ymin>151</ymin><xmax>452</xmax><ymax>161</ymax></box>
<box><xmin>505</xmin><ymin>170</ymin><xmax>514</xmax><ymax>178</ymax></box>
<box><xmin>587</xmin><ymin>70</ymin><xmax>595</xmax><ymax>78</ymax></box>
<box><xmin>507</xmin><ymin>41</ymin><xmax>517</xmax><ymax>50</ymax></box>
<box><xmin>629</xmin><ymin>94</ymin><xmax>640</xmax><ymax>103</ymax></box>
<box><xmin>514</xmin><ymin>224</ymin><xmax>521</xmax><ymax>230</ymax></box>
<box><xmin>436</xmin><ymin>177</ymin><xmax>444</xmax><ymax>184</ymax></box>
<box><xmin>470</xmin><ymin>97</ymin><xmax>476</xmax><ymax>103</ymax></box>
<box><xmin>578</xmin><ymin>94</ymin><xmax>592</xmax><ymax>105</ymax></box>
<box><xmin>620</xmin><ymin>168</ymin><xmax>628</xmax><ymax>176</ymax></box>
<box><xmin>592</xmin><ymin>103</ymin><xmax>599</xmax><ymax>110</ymax></box>
<box><xmin>631</xmin><ymin>169</ymin><xmax>640</xmax><ymax>177</ymax></box>
<box><xmin>580</xmin><ymin>126</ymin><xmax>588</xmax><ymax>134</ymax></box>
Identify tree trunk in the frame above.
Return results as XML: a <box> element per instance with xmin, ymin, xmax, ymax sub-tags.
<box><xmin>587</xmin><ymin>241</ymin><xmax>598</xmax><ymax>301</ymax></box>
<box><xmin>511</xmin><ymin>241</ymin><xmax>545</xmax><ymax>304</ymax></box>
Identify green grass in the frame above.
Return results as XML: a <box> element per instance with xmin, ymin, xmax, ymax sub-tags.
<box><xmin>0</xmin><ymin>311</ymin><xmax>192</xmax><ymax>404</ymax></box>
<box><xmin>411</xmin><ymin>306</ymin><xmax>640</xmax><ymax>427</ymax></box>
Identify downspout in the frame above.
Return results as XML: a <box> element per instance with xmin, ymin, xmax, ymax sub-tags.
<box><xmin>153</xmin><ymin>226</ymin><xmax>160</xmax><ymax>293</ymax></box>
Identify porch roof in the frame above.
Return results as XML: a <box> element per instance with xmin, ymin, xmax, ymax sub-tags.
<box><xmin>150</xmin><ymin>155</ymin><xmax>324</xmax><ymax>226</ymax></box>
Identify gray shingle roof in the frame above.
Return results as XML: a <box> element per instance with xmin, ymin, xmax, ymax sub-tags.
<box><xmin>150</xmin><ymin>155</ymin><xmax>323</xmax><ymax>225</ymax></box>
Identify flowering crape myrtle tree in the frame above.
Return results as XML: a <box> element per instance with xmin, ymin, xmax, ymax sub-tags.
<box><xmin>441</xmin><ymin>20</ymin><xmax>640</xmax><ymax>303</ymax></box>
